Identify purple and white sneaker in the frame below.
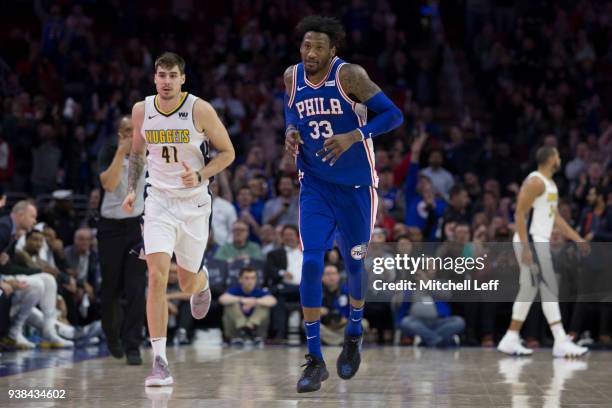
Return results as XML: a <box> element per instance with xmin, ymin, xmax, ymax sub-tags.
<box><xmin>145</xmin><ymin>356</ymin><xmax>174</xmax><ymax>387</ymax></box>
<box><xmin>190</xmin><ymin>287</ymin><xmax>211</xmax><ymax>320</ymax></box>
<box><xmin>190</xmin><ymin>267</ymin><xmax>211</xmax><ymax>320</ymax></box>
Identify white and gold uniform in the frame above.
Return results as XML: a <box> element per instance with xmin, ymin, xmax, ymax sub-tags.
<box><xmin>513</xmin><ymin>171</ymin><xmax>559</xmax><ymax>301</ymax></box>
<box><xmin>141</xmin><ymin>92</ymin><xmax>211</xmax><ymax>272</ymax></box>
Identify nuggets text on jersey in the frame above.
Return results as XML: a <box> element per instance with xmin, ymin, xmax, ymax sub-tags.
<box><xmin>145</xmin><ymin>129</ymin><xmax>191</xmax><ymax>144</ymax></box>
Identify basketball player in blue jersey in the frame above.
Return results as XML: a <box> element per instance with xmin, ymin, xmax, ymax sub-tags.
<box><xmin>284</xmin><ymin>16</ymin><xmax>404</xmax><ymax>393</ymax></box>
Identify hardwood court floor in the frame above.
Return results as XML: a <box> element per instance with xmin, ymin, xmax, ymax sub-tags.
<box><xmin>1</xmin><ymin>344</ymin><xmax>611</xmax><ymax>407</ymax></box>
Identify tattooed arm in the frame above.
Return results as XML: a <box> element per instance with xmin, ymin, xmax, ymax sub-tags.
<box><xmin>318</xmin><ymin>64</ymin><xmax>403</xmax><ymax>165</ymax></box>
<box><xmin>337</xmin><ymin>63</ymin><xmax>381</xmax><ymax>103</ymax></box>
<box><xmin>122</xmin><ymin>101</ymin><xmax>146</xmax><ymax>214</ymax></box>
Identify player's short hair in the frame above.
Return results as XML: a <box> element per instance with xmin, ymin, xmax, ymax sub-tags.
<box><xmin>296</xmin><ymin>15</ymin><xmax>346</xmax><ymax>49</ymax></box>
<box><xmin>535</xmin><ymin>145</ymin><xmax>557</xmax><ymax>166</ymax></box>
<box><xmin>155</xmin><ymin>52</ymin><xmax>185</xmax><ymax>74</ymax></box>
<box><xmin>239</xmin><ymin>266</ymin><xmax>257</xmax><ymax>277</ymax></box>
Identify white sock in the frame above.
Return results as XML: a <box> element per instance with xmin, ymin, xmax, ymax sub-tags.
<box><xmin>550</xmin><ymin>323</ymin><xmax>566</xmax><ymax>341</ymax></box>
<box><xmin>151</xmin><ymin>337</ymin><xmax>167</xmax><ymax>364</ymax></box>
<box><xmin>506</xmin><ymin>330</ymin><xmax>519</xmax><ymax>340</ymax></box>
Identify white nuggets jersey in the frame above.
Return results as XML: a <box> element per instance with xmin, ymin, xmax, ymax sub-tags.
<box><xmin>526</xmin><ymin>171</ymin><xmax>558</xmax><ymax>241</ymax></box>
<box><xmin>141</xmin><ymin>93</ymin><xmax>209</xmax><ymax>192</ymax></box>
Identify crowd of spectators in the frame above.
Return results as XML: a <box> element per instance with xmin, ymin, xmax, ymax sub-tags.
<box><xmin>0</xmin><ymin>0</ymin><xmax>611</xmax><ymax>351</ymax></box>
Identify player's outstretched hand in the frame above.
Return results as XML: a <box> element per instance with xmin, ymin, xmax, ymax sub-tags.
<box><xmin>181</xmin><ymin>161</ymin><xmax>199</xmax><ymax>187</ymax></box>
<box><xmin>317</xmin><ymin>130</ymin><xmax>362</xmax><ymax>166</ymax></box>
<box><xmin>122</xmin><ymin>190</ymin><xmax>136</xmax><ymax>214</ymax></box>
<box><xmin>285</xmin><ymin>128</ymin><xmax>303</xmax><ymax>158</ymax></box>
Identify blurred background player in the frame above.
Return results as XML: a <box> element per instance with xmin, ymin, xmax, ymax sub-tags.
<box><xmin>498</xmin><ymin>146</ymin><xmax>589</xmax><ymax>358</ymax></box>
<box><xmin>284</xmin><ymin>16</ymin><xmax>403</xmax><ymax>392</ymax></box>
<box><xmin>122</xmin><ymin>52</ymin><xmax>235</xmax><ymax>386</ymax></box>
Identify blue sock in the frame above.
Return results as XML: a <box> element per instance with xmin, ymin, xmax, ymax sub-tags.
<box><xmin>346</xmin><ymin>305</ymin><xmax>364</xmax><ymax>337</ymax></box>
<box><xmin>304</xmin><ymin>320</ymin><xmax>322</xmax><ymax>359</ymax></box>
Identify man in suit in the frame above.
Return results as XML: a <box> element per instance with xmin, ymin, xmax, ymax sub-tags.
<box><xmin>264</xmin><ymin>225</ymin><xmax>302</xmax><ymax>340</ymax></box>
<box><xmin>0</xmin><ymin>201</ymin><xmax>45</xmax><ymax>277</ymax></box>
<box><xmin>64</xmin><ymin>227</ymin><xmax>101</xmax><ymax>325</ymax></box>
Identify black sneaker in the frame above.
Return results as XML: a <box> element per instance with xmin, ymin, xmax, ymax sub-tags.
<box><xmin>297</xmin><ymin>354</ymin><xmax>329</xmax><ymax>393</ymax></box>
<box><xmin>126</xmin><ymin>350</ymin><xmax>143</xmax><ymax>366</ymax></box>
<box><xmin>336</xmin><ymin>335</ymin><xmax>362</xmax><ymax>380</ymax></box>
<box><xmin>107</xmin><ymin>338</ymin><xmax>124</xmax><ymax>359</ymax></box>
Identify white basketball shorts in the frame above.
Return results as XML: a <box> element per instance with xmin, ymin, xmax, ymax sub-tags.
<box><xmin>143</xmin><ymin>185</ymin><xmax>211</xmax><ymax>273</ymax></box>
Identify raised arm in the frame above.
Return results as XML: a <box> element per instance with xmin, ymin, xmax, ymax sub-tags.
<box><xmin>99</xmin><ymin>134</ymin><xmax>132</xmax><ymax>192</ymax></box>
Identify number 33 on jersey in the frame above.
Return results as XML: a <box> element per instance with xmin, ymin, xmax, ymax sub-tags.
<box><xmin>142</xmin><ymin>93</ymin><xmax>210</xmax><ymax>190</ymax></box>
<box><xmin>287</xmin><ymin>57</ymin><xmax>376</xmax><ymax>187</ymax></box>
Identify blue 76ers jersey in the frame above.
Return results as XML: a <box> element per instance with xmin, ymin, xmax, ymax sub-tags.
<box><xmin>287</xmin><ymin>57</ymin><xmax>378</xmax><ymax>187</ymax></box>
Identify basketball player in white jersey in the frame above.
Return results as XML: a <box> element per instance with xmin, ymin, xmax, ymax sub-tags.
<box><xmin>122</xmin><ymin>52</ymin><xmax>235</xmax><ymax>386</ymax></box>
<box><xmin>498</xmin><ymin>146</ymin><xmax>589</xmax><ymax>358</ymax></box>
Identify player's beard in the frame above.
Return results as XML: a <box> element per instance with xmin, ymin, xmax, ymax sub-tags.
<box><xmin>304</xmin><ymin>55</ymin><xmax>332</xmax><ymax>76</ymax></box>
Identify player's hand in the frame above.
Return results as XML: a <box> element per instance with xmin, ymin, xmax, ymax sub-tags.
<box><xmin>521</xmin><ymin>246</ymin><xmax>533</xmax><ymax>266</ymax></box>
<box><xmin>181</xmin><ymin>161</ymin><xmax>200</xmax><ymax>187</ymax></box>
<box><xmin>317</xmin><ymin>130</ymin><xmax>361</xmax><ymax>166</ymax></box>
<box><xmin>285</xmin><ymin>128</ymin><xmax>303</xmax><ymax>159</ymax></box>
<box><xmin>282</xmin><ymin>271</ymin><xmax>294</xmax><ymax>282</ymax></box>
<box><xmin>118</xmin><ymin>136</ymin><xmax>132</xmax><ymax>155</ymax></box>
<box><xmin>122</xmin><ymin>190</ymin><xmax>136</xmax><ymax>214</ymax></box>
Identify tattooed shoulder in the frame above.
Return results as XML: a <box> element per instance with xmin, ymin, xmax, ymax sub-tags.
<box><xmin>338</xmin><ymin>63</ymin><xmax>381</xmax><ymax>103</ymax></box>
